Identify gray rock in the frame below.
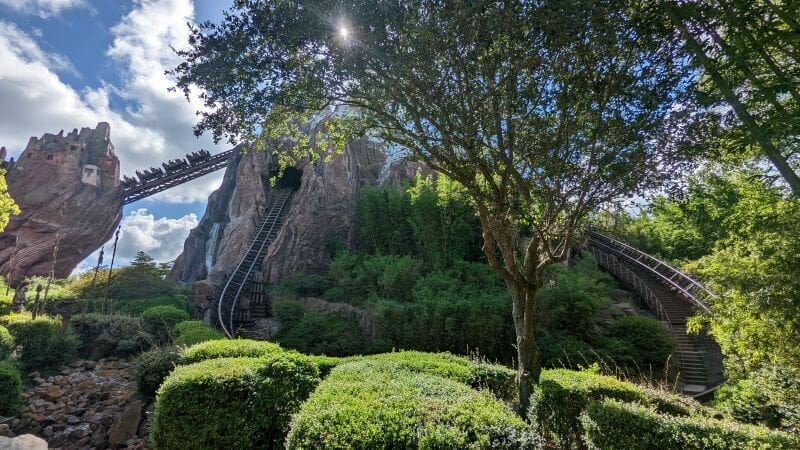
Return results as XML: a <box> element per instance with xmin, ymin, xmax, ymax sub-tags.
<box><xmin>107</xmin><ymin>400</ymin><xmax>142</xmax><ymax>447</ymax></box>
<box><xmin>0</xmin><ymin>434</ymin><xmax>48</xmax><ymax>450</ymax></box>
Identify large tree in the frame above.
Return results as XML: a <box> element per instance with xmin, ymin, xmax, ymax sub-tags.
<box><xmin>663</xmin><ymin>0</ymin><xmax>800</xmax><ymax>196</ymax></box>
<box><xmin>172</xmin><ymin>0</ymin><xmax>696</xmax><ymax>410</ymax></box>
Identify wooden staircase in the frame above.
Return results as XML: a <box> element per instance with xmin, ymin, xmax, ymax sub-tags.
<box><xmin>217</xmin><ymin>189</ymin><xmax>293</xmax><ymax>338</ymax></box>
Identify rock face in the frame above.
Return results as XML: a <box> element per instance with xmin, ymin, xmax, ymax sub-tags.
<box><xmin>0</xmin><ymin>124</ymin><xmax>122</xmax><ymax>280</ymax></box>
<box><xmin>170</xmin><ymin>139</ymin><xmax>388</xmax><ymax>289</ymax></box>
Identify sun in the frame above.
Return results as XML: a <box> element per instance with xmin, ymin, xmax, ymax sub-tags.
<box><xmin>339</xmin><ymin>26</ymin><xmax>350</xmax><ymax>39</ymax></box>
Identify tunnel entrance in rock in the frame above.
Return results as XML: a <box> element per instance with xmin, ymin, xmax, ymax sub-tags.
<box><xmin>272</xmin><ymin>166</ymin><xmax>302</xmax><ymax>190</ymax></box>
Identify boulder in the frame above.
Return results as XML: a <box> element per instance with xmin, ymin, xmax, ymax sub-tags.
<box><xmin>107</xmin><ymin>399</ymin><xmax>142</xmax><ymax>447</ymax></box>
<box><xmin>0</xmin><ymin>435</ymin><xmax>48</xmax><ymax>450</ymax></box>
<box><xmin>0</xmin><ymin>123</ymin><xmax>122</xmax><ymax>279</ymax></box>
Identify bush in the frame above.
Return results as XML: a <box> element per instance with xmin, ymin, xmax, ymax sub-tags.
<box><xmin>602</xmin><ymin>316</ymin><xmax>675</xmax><ymax>373</ymax></box>
<box><xmin>115</xmin><ymin>295</ymin><xmax>190</xmax><ymax>316</ymax></box>
<box><xmin>0</xmin><ymin>325</ymin><xmax>13</xmax><ymax>360</ymax></box>
<box><xmin>172</xmin><ymin>320</ymin><xmax>207</xmax><ymax>336</ymax></box>
<box><xmin>529</xmin><ymin>368</ymin><xmax>648</xmax><ymax>448</ymax></box>
<box><xmin>539</xmin><ymin>331</ymin><xmax>602</xmax><ymax>370</ymax></box>
<box><xmin>274</xmin><ymin>306</ymin><xmax>372</xmax><ymax>357</ymax></box>
<box><xmin>151</xmin><ymin>354</ymin><xmax>320</xmax><ymax>449</ymax></box>
<box><xmin>0</xmin><ymin>360</ymin><xmax>22</xmax><ymax>416</ymax></box>
<box><xmin>141</xmin><ymin>306</ymin><xmax>190</xmax><ymax>343</ymax></box>
<box><xmin>133</xmin><ymin>347</ymin><xmax>180</xmax><ymax>397</ymax></box>
<box><xmin>306</xmin><ymin>355</ymin><xmax>343</xmax><ymax>378</ymax></box>
<box><xmin>363</xmin><ymin>351</ymin><xmax>517</xmax><ymax>401</ymax></box>
<box><xmin>583</xmin><ymin>398</ymin><xmax>800</xmax><ymax>450</ymax></box>
<box><xmin>286</xmin><ymin>359</ymin><xmax>534</xmax><ymax>448</ymax></box>
<box><xmin>71</xmin><ymin>313</ymin><xmax>150</xmax><ymax>358</ymax></box>
<box><xmin>281</xmin><ymin>274</ymin><xmax>332</xmax><ymax>297</ymax></box>
<box><xmin>174</xmin><ymin>328</ymin><xmax>224</xmax><ymax>347</ymax></box>
<box><xmin>178</xmin><ymin>339</ymin><xmax>284</xmax><ymax>365</ymax></box>
<box><xmin>713</xmin><ymin>365</ymin><xmax>800</xmax><ymax>431</ymax></box>
<box><xmin>5</xmin><ymin>316</ymin><xmax>78</xmax><ymax>371</ymax></box>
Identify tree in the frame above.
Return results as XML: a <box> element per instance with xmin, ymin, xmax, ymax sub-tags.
<box><xmin>662</xmin><ymin>0</ymin><xmax>800</xmax><ymax>196</ymax></box>
<box><xmin>172</xmin><ymin>0</ymin><xmax>697</xmax><ymax>410</ymax></box>
<box><xmin>0</xmin><ymin>169</ymin><xmax>19</xmax><ymax>233</ymax></box>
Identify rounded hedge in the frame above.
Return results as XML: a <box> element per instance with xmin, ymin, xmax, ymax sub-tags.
<box><xmin>173</xmin><ymin>328</ymin><xmax>225</xmax><ymax>347</ymax></box>
<box><xmin>150</xmin><ymin>354</ymin><xmax>320</xmax><ymax>449</ymax></box>
<box><xmin>0</xmin><ymin>325</ymin><xmax>13</xmax><ymax>360</ymax></box>
<box><xmin>286</xmin><ymin>359</ymin><xmax>534</xmax><ymax>448</ymax></box>
<box><xmin>141</xmin><ymin>306</ymin><xmax>190</xmax><ymax>343</ymax></box>
<box><xmin>172</xmin><ymin>320</ymin><xmax>208</xmax><ymax>336</ymax></box>
<box><xmin>178</xmin><ymin>338</ymin><xmax>284</xmax><ymax>365</ymax></box>
<box><xmin>132</xmin><ymin>347</ymin><xmax>181</xmax><ymax>397</ymax></box>
<box><xmin>5</xmin><ymin>316</ymin><xmax>78</xmax><ymax>370</ymax></box>
<box><xmin>583</xmin><ymin>398</ymin><xmax>800</xmax><ymax>450</ymax></box>
<box><xmin>0</xmin><ymin>360</ymin><xmax>22</xmax><ymax>416</ymax></box>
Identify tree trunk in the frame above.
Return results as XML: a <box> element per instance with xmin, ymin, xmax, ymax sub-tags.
<box><xmin>509</xmin><ymin>280</ymin><xmax>541</xmax><ymax>416</ymax></box>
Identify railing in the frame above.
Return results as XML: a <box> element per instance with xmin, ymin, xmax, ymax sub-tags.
<box><xmin>217</xmin><ymin>190</ymin><xmax>293</xmax><ymax>338</ymax></box>
<box><xmin>587</xmin><ymin>230</ymin><xmax>714</xmax><ymax>314</ymax></box>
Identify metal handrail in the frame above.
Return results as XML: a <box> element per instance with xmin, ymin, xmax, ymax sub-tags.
<box><xmin>588</xmin><ymin>230</ymin><xmax>714</xmax><ymax>315</ymax></box>
<box><xmin>217</xmin><ymin>190</ymin><xmax>292</xmax><ymax>338</ymax></box>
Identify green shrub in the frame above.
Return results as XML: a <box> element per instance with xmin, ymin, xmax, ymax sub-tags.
<box><xmin>306</xmin><ymin>354</ymin><xmax>343</xmax><ymax>378</ymax></box>
<box><xmin>286</xmin><ymin>359</ymin><xmax>534</xmax><ymax>448</ymax></box>
<box><xmin>116</xmin><ymin>295</ymin><xmax>190</xmax><ymax>316</ymax></box>
<box><xmin>713</xmin><ymin>365</ymin><xmax>800</xmax><ymax>431</ymax></box>
<box><xmin>273</xmin><ymin>300</ymin><xmax>305</xmax><ymax>329</ymax></box>
<box><xmin>281</xmin><ymin>274</ymin><xmax>332</xmax><ymax>297</ymax></box>
<box><xmin>274</xmin><ymin>306</ymin><xmax>372</xmax><ymax>357</ymax></box>
<box><xmin>151</xmin><ymin>354</ymin><xmax>320</xmax><ymax>449</ymax></box>
<box><xmin>0</xmin><ymin>360</ymin><xmax>22</xmax><ymax>416</ymax></box>
<box><xmin>0</xmin><ymin>325</ymin><xmax>13</xmax><ymax>360</ymax></box>
<box><xmin>529</xmin><ymin>368</ymin><xmax>648</xmax><ymax>448</ymax></box>
<box><xmin>178</xmin><ymin>338</ymin><xmax>284</xmax><ymax>365</ymax></box>
<box><xmin>174</xmin><ymin>328</ymin><xmax>224</xmax><ymax>347</ymax></box>
<box><xmin>582</xmin><ymin>398</ymin><xmax>800</xmax><ymax>450</ymax></box>
<box><xmin>172</xmin><ymin>320</ymin><xmax>207</xmax><ymax>336</ymax></box>
<box><xmin>363</xmin><ymin>351</ymin><xmax>517</xmax><ymax>401</ymax></box>
<box><xmin>539</xmin><ymin>331</ymin><xmax>602</xmax><ymax>370</ymax></box>
<box><xmin>71</xmin><ymin>313</ymin><xmax>150</xmax><ymax>357</ymax></box>
<box><xmin>133</xmin><ymin>347</ymin><xmax>180</xmax><ymax>397</ymax></box>
<box><xmin>601</xmin><ymin>316</ymin><xmax>675</xmax><ymax>373</ymax></box>
<box><xmin>5</xmin><ymin>316</ymin><xmax>78</xmax><ymax>371</ymax></box>
<box><xmin>141</xmin><ymin>306</ymin><xmax>190</xmax><ymax>343</ymax></box>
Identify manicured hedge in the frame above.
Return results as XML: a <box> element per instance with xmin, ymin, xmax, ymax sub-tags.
<box><xmin>116</xmin><ymin>295</ymin><xmax>190</xmax><ymax>315</ymax></box>
<box><xmin>178</xmin><ymin>339</ymin><xmax>284</xmax><ymax>365</ymax></box>
<box><xmin>141</xmin><ymin>306</ymin><xmax>190</xmax><ymax>343</ymax></box>
<box><xmin>173</xmin><ymin>328</ymin><xmax>224</xmax><ymax>347</ymax></box>
<box><xmin>362</xmin><ymin>351</ymin><xmax>517</xmax><ymax>401</ymax></box>
<box><xmin>286</xmin><ymin>359</ymin><xmax>534</xmax><ymax>448</ymax></box>
<box><xmin>305</xmin><ymin>354</ymin><xmax>342</xmax><ymax>378</ymax></box>
<box><xmin>172</xmin><ymin>320</ymin><xmax>208</xmax><ymax>336</ymax></box>
<box><xmin>5</xmin><ymin>315</ymin><xmax>78</xmax><ymax>370</ymax></box>
<box><xmin>132</xmin><ymin>347</ymin><xmax>181</xmax><ymax>397</ymax></box>
<box><xmin>71</xmin><ymin>313</ymin><xmax>150</xmax><ymax>357</ymax></box>
<box><xmin>0</xmin><ymin>359</ymin><xmax>22</xmax><ymax>416</ymax></box>
<box><xmin>0</xmin><ymin>325</ymin><xmax>13</xmax><ymax>360</ymax></box>
<box><xmin>582</xmin><ymin>398</ymin><xmax>800</xmax><ymax>450</ymax></box>
<box><xmin>529</xmin><ymin>368</ymin><xmax>648</xmax><ymax>448</ymax></box>
<box><xmin>150</xmin><ymin>354</ymin><xmax>320</xmax><ymax>449</ymax></box>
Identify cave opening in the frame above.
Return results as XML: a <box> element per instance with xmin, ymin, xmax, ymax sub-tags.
<box><xmin>272</xmin><ymin>166</ymin><xmax>302</xmax><ymax>190</ymax></box>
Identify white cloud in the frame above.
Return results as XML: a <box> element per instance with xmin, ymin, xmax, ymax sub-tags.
<box><xmin>0</xmin><ymin>0</ymin><xmax>86</xmax><ymax>17</ymax></box>
<box><xmin>115</xmin><ymin>208</ymin><xmax>198</xmax><ymax>263</ymax></box>
<box><xmin>0</xmin><ymin>0</ymin><xmax>226</xmax><ymax>204</ymax></box>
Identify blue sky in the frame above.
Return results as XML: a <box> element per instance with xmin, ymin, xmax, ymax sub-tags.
<box><xmin>0</xmin><ymin>0</ymin><xmax>234</xmax><ymax>270</ymax></box>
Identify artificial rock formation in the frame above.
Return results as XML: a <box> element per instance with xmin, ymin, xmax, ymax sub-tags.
<box><xmin>0</xmin><ymin>124</ymin><xmax>122</xmax><ymax>280</ymax></box>
<box><xmin>170</xmin><ymin>138</ymin><xmax>391</xmax><ymax>291</ymax></box>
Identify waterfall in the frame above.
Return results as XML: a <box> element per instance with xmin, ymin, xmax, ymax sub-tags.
<box><xmin>377</xmin><ymin>143</ymin><xmax>407</xmax><ymax>185</ymax></box>
<box><xmin>204</xmin><ymin>222</ymin><xmax>221</xmax><ymax>272</ymax></box>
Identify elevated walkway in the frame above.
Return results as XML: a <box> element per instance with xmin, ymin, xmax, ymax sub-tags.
<box><xmin>217</xmin><ymin>189</ymin><xmax>293</xmax><ymax>337</ymax></box>
<box><xmin>586</xmin><ymin>230</ymin><xmax>724</xmax><ymax>397</ymax></box>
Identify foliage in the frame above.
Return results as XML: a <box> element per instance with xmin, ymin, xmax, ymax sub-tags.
<box><xmin>583</xmin><ymin>398</ymin><xmax>800</xmax><ymax>450</ymax></box>
<box><xmin>141</xmin><ymin>306</ymin><xmax>190</xmax><ymax>344</ymax></box>
<box><xmin>0</xmin><ymin>359</ymin><xmax>22</xmax><ymax>416</ymax></box>
<box><xmin>713</xmin><ymin>365</ymin><xmax>800</xmax><ymax>432</ymax></box>
<box><xmin>178</xmin><ymin>339</ymin><xmax>284</xmax><ymax>366</ymax></box>
<box><xmin>280</xmin><ymin>274</ymin><xmax>331</xmax><ymax>297</ymax></box>
<box><xmin>305</xmin><ymin>355</ymin><xmax>343</xmax><ymax>378</ymax></box>
<box><xmin>0</xmin><ymin>325</ymin><xmax>13</xmax><ymax>360</ymax></box>
<box><xmin>273</xmin><ymin>302</ymin><xmax>371</xmax><ymax>356</ymax></box>
<box><xmin>5</xmin><ymin>315</ymin><xmax>78</xmax><ymax>371</ymax></box>
<box><xmin>151</xmin><ymin>354</ymin><xmax>320</xmax><ymax>449</ymax></box>
<box><xmin>173</xmin><ymin>327</ymin><xmax>224</xmax><ymax>347</ymax></box>
<box><xmin>286</xmin><ymin>359</ymin><xmax>534</xmax><ymax>448</ymax></box>
<box><xmin>357</xmin><ymin>185</ymin><xmax>414</xmax><ymax>256</ymax></box>
<box><xmin>67</xmin><ymin>257</ymin><xmax>178</xmax><ymax>301</ymax></box>
<box><xmin>70</xmin><ymin>313</ymin><xmax>151</xmax><ymax>357</ymax></box>
<box><xmin>114</xmin><ymin>295</ymin><xmax>190</xmax><ymax>316</ymax></box>
<box><xmin>0</xmin><ymin>168</ymin><xmax>19</xmax><ymax>233</ymax></box>
<box><xmin>325</xmin><ymin>252</ymin><xmax>422</xmax><ymax>305</ymax></box>
<box><xmin>132</xmin><ymin>347</ymin><xmax>180</xmax><ymax>397</ymax></box>
<box><xmin>602</xmin><ymin>316</ymin><xmax>675</xmax><ymax>373</ymax></box>
<box><xmin>172</xmin><ymin>320</ymin><xmax>208</xmax><ymax>336</ymax></box>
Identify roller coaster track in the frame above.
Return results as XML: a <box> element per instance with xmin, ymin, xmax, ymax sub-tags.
<box><xmin>217</xmin><ymin>189</ymin><xmax>294</xmax><ymax>338</ymax></box>
<box><xmin>121</xmin><ymin>149</ymin><xmax>235</xmax><ymax>204</ymax></box>
<box><xmin>586</xmin><ymin>230</ymin><xmax>724</xmax><ymax>396</ymax></box>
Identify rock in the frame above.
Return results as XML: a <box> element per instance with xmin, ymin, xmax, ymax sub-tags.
<box><xmin>297</xmin><ymin>297</ymin><xmax>378</xmax><ymax>339</ymax></box>
<box><xmin>90</xmin><ymin>330</ymin><xmax>116</xmax><ymax>361</ymax></box>
<box><xmin>0</xmin><ymin>434</ymin><xmax>48</xmax><ymax>450</ymax></box>
<box><xmin>0</xmin><ymin>123</ymin><xmax>122</xmax><ymax>279</ymax></box>
<box><xmin>107</xmin><ymin>400</ymin><xmax>142</xmax><ymax>447</ymax></box>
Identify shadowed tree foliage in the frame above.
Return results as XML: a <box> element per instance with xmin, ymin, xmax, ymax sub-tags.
<box><xmin>0</xmin><ymin>169</ymin><xmax>19</xmax><ymax>233</ymax></box>
<box><xmin>172</xmin><ymin>0</ymin><xmax>698</xmax><ymax>411</ymax></box>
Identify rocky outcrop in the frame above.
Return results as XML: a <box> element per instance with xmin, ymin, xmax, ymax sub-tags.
<box><xmin>170</xmin><ymin>139</ymin><xmax>387</xmax><ymax>288</ymax></box>
<box><xmin>0</xmin><ymin>124</ymin><xmax>122</xmax><ymax>280</ymax></box>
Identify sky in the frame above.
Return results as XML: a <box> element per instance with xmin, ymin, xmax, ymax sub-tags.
<box><xmin>0</xmin><ymin>0</ymin><xmax>235</xmax><ymax>271</ymax></box>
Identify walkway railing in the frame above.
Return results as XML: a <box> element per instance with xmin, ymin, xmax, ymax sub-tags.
<box><xmin>217</xmin><ymin>190</ymin><xmax>293</xmax><ymax>338</ymax></box>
